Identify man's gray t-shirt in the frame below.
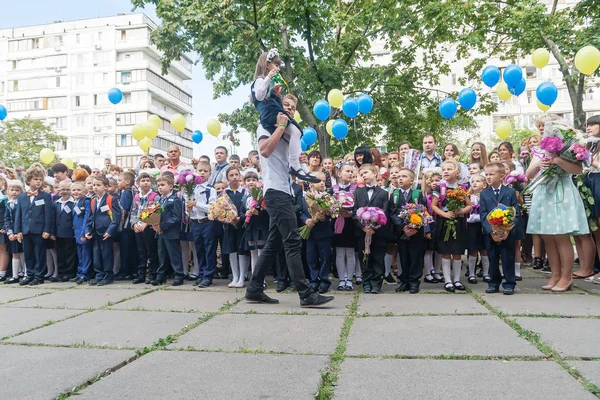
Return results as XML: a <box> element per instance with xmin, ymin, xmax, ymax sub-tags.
<box><xmin>257</xmin><ymin>125</ymin><xmax>292</xmax><ymax>196</ymax></box>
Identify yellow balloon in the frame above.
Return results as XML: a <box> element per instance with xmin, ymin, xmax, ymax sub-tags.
<box><xmin>62</xmin><ymin>157</ymin><xmax>74</xmax><ymax>169</ymax></box>
<box><xmin>144</xmin><ymin>123</ymin><xmax>158</xmax><ymax>140</ymax></box>
<box><xmin>294</xmin><ymin>111</ymin><xmax>301</xmax><ymax>123</ymax></box>
<box><xmin>326</xmin><ymin>120</ymin><xmax>334</xmax><ymax>137</ymax></box>
<box><xmin>132</xmin><ymin>124</ymin><xmax>146</xmax><ymax>141</ymax></box>
<box><xmin>39</xmin><ymin>148</ymin><xmax>54</xmax><ymax>164</ymax></box>
<box><xmin>147</xmin><ymin>114</ymin><xmax>161</xmax><ymax>129</ymax></box>
<box><xmin>497</xmin><ymin>82</ymin><xmax>512</xmax><ymax>101</ymax></box>
<box><xmin>171</xmin><ymin>113</ymin><xmax>186</xmax><ymax>133</ymax></box>
<box><xmin>574</xmin><ymin>45</ymin><xmax>600</xmax><ymax>76</ymax></box>
<box><xmin>495</xmin><ymin>121</ymin><xmax>512</xmax><ymax>140</ymax></box>
<box><xmin>139</xmin><ymin>137</ymin><xmax>152</xmax><ymax>152</ymax></box>
<box><xmin>207</xmin><ymin>119</ymin><xmax>221</xmax><ymax>137</ymax></box>
<box><xmin>327</xmin><ymin>89</ymin><xmax>344</xmax><ymax>109</ymax></box>
<box><xmin>531</xmin><ymin>48</ymin><xmax>550</xmax><ymax>69</ymax></box>
<box><xmin>536</xmin><ymin>100</ymin><xmax>551</xmax><ymax>112</ymax></box>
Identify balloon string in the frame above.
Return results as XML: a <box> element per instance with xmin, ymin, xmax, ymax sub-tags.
<box><xmin>354</xmin><ymin>118</ymin><xmax>359</xmax><ymax>143</ymax></box>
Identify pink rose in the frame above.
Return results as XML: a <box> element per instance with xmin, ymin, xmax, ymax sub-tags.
<box><xmin>195</xmin><ymin>175</ymin><xmax>203</xmax><ymax>184</ymax></box>
<box><xmin>377</xmin><ymin>212</ymin><xmax>387</xmax><ymax>226</ymax></box>
<box><xmin>186</xmin><ymin>174</ymin><xmax>193</xmax><ymax>182</ymax></box>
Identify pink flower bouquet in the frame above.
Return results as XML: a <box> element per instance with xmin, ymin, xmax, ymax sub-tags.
<box><xmin>208</xmin><ymin>194</ymin><xmax>238</xmax><ymax>225</ymax></box>
<box><xmin>333</xmin><ymin>191</ymin><xmax>355</xmax><ymax>234</ymax></box>
<box><xmin>243</xmin><ymin>186</ymin><xmax>263</xmax><ymax>228</ymax></box>
<box><xmin>298</xmin><ymin>191</ymin><xmax>340</xmax><ymax>240</ymax></box>
<box><xmin>356</xmin><ymin>206</ymin><xmax>387</xmax><ymax>262</ymax></box>
<box><xmin>504</xmin><ymin>171</ymin><xmax>528</xmax><ymax>193</ymax></box>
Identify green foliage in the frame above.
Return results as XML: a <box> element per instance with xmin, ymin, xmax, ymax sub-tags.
<box><xmin>131</xmin><ymin>0</ymin><xmax>497</xmax><ymax>157</ymax></box>
<box><xmin>0</xmin><ymin>117</ymin><xmax>66</xmax><ymax>168</ymax></box>
<box><xmin>489</xmin><ymin>126</ymin><xmax>537</xmax><ymax>151</ymax></box>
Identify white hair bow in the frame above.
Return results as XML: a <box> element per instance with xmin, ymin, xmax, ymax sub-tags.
<box><xmin>267</xmin><ymin>48</ymin><xmax>279</xmax><ymax>62</ymax></box>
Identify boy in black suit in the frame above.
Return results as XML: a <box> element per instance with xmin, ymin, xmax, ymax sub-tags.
<box><xmin>54</xmin><ymin>180</ymin><xmax>77</xmax><ymax>282</ymax></box>
<box><xmin>152</xmin><ymin>175</ymin><xmax>184</xmax><ymax>286</ymax></box>
<box><xmin>389</xmin><ymin>168</ymin><xmax>430</xmax><ymax>294</ymax></box>
<box><xmin>15</xmin><ymin>167</ymin><xmax>53</xmax><ymax>285</ymax></box>
<box><xmin>354</xmin><ymin>164</ymin><xmax>389</xmax><ymax>294</ymax></box>
<box><xmin>480</xmin><ymin>163</ymin><xmax>519</xmax><ymax>295</ymax></box>
<box><xmin>116</xmin><ymin>171</ymin><xmax>137</xmax><ymax>280</ymax></box>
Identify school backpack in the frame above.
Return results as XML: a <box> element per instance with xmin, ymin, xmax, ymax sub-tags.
<box><xmin>90</xmin><ymin>195</ymin><xmax>125</xmax><ymax>231</ymax></box>
<box><xmin>391</xmin><ymin>188</ymin><xmax>421</xmax><ymax>208</ymax></box>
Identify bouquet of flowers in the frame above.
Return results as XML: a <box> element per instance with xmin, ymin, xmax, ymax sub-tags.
<box><xmin>504</xmin><ymin>171</ymin><xmax>528</xmax><ymax>193</ymax></box>
<box><xmin>519</xmin><ymin>149</ymin><xmax>532</xmax><ymax>171</ymax></box>
<box><xmin>443</xmin><ymin>187</ymin><xmax>468</xmax><ymax>242</ymax></box>
<box><xmin>208</xmin><ymin>194</ymin><xmax>238</xmax><ymax>225</ymax></box>
<box><xmin>333</xmin><ymin>191</ymin><xmax>355</xmax><ymax>234</ymax></box>
<box><xmin>190</xmin><ymin>158</ymin><xmax>200</xmax><ymax>169</ymax></box>
<box><xmin>356</xmin><ymin>207</ymin><xmax>387</xmax><ymax>262</ymax></box>
<box><xmin>396</xmin><ymin>203</ymin><xmax>434</xmax><ymax>240</ymax></box>
<box><xmin>486</xmin><ymin>204</ymin><xmax>516</xmax><ymax>242</ymax></box>
<box><xmin>139</xmin><ymin>202</ymin><xmax>163</xmax><ymax>226</ymax></box>
<box><xmin>298</xmin><ymin>191</ymin><xmax>340</xmax><ymax>239</ymax></box>
<box><xmin>525</xmin><ymin>120</ymin><xmax>590</xmax><ymax>194</ymax></box>
<box><xmin>243</xmin><ymin>186</ymin><xmax>264</xmax><ymax>228</ymax></box>
<box><xmin>176</xmin><ymin>167</ymin><xmax>204</xmax><ymax>199</ymax></box>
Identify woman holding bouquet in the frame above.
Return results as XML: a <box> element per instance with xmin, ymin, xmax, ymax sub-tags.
<box><xmin>526</xmin><ymin>120</ymin><xmax>589</xmax><ymax>292</ymax></box>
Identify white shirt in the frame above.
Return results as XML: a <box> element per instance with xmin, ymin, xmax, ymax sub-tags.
<box><xmin>57</xmin><ymin>197</ymin><xmax>74</xmax><ymax>212</ymax></box>
<box><xmin>191</xmin><ymin>184</ymin><xmax>217</xmax><ymax>220</ymax></box>
<box><xmin>257</xmin><ymin>124</ymin><xmax>293</xmax><ymax>196</ymax></box>
<box><xmin>253</xmin><ymin>77</ymin><xmax>271</xmax><ymax>102</ymax></box>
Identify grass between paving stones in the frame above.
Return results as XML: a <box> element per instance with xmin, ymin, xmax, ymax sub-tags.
<box><xmin>357</xmin><ymin>311</ymin><xmax>489</xmax><ymax>318</ymax></box>
<box><xmin>346</xmin><ymin>354</ymin><xmax>547</xmax><ymax>361</ymax></box>
<box><xmin>468</xmin><ymin>289</ymin><xmax>600</xmax><ymax>397</ymax></box>
<box><xmin>314</xmin><ymin>291</ymin><xmax>360</xmax><ymax>400</ymax></box>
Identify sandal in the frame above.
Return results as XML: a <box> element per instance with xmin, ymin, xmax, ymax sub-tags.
<box><xmin>433</xmin><ymin>273</ymin><xmax>443</xmax><ymax>282</ymax></box>
<box><xmin>424</xmin><ymin>274</ymin><xmax>438</xmax><ymax>284</ymax></box>
<box><xmin>572</xmin><ymin>273</ymin><xmax>594</xmax><ymax>279</ymax></box>
<box><xmin>444</xmin><ymin>282</ymin><xmax>455</xmax><ymax>292</ymax></box>
<box><xmin>454</xmin><ymin>281</ymin><xmax>466</xmax><ymax>291</ymax></box>
<box><xmin>336</xmin><ymin>282</ymin><xmax>346</xmax><ymax>291</ymax></box>
<box><xmin>483</xmin><ymin>275</ymin><xmax>491</xmax><ymax>282</ymax></box>
<box><xmin>345</xmin><ymin>281</ymin><xmax>354</xmax><ymax>291</ymax></box>
<box><xmin>584</xmin><ymin>276</ymin><xmax>600</xmax><ymax>285</ymax></box>
<box><xmin>468</xmin><ymin>276</ymin><xmax>477</xmax><ymax>284</ymax></box>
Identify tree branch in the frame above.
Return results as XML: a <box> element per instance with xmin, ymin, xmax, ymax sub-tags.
<box><xmin>280</xmin><ymin>25</ymin><xmax>294</xmax><ymax>84</ymax></box>
<box><xmin>252</xmin><ymin>0</ymin><xmax>267</xmax><ymax>51</ymax></box>
<box><xmin>305</xmin><ymin>9</ymin><xmax>326</xmax><ymax>90</ymax></box>
<box><xmin>542</xmin><ymin>36</ymin><xmax>571</xmax><ymax>80</ymax></box>
<box><xmin>550</xmin><ymin>0</ymin><xmax>559</xmax><ymax>14</ymax></box>
<box><xmin>342</xmin><ymin>0</ymin><xmax>387</xmax><ymax>66</ymax></box>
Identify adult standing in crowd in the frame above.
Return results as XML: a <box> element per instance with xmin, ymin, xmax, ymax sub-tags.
<box><xmin>418</xmin><ymin>135</ymin><xmax>442</xmax><ymax>177</ymax></box>
<box><xmin>210</xmin><ymin>146</ymin><xmax>229</xmax><ymax>187</ymax></box>
<box><xmin>161</xmin><ymin>146</ymin><xmax>187</xmax><ymax>176</ymax></box>
<box><xmin>154</xmin><ymin>153</ymin><xmax>166</xmax><ymax>169</ymax></box>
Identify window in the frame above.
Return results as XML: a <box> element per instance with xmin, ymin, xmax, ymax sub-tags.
<box><xmin>93</xmin><ymin>51</ymin><xmax>111</xmax><ymax>67</ymax></box>
<box><xmin>32</xmin><ymin>38</ymin><xmax>40</xmax><ymax>49</ymax></box>
<box><xmin>12</xmin><ymin>80</ymin><xmax>18</xmax><ymax>91</ymax></box>
<box><xmin>98</xmin><ymin>32</ymin><xmax>103</xmax><ymax>42</ymax></box>
<box><xmin>75</xmin><ymin>115</ymin><xmax>87</xmax><ymax>127</ymax></box>
<box><xmin>75</xmin><ymin>96</ymin><xmax>81</xmax><ymax>107</ymax></box>
<box><xmin>124</xmin><ymin>54</ymin><xmax>131</xmax><ymax>60</ymax></box>
<box><xmin>526</xmin><ymin>66</ymin><xmax>537</xmax><ymax>79</ymax></box>
<box><xmin>48</xmin><ymin>97</ymin><xmax>67</xmax><ymax>109</ymax></box>
<box><xmin>117</xmin><ymin>134</ymin><xmax>135</xmax><ymax>147</ymax></box>
<box><xmin>121</xmin><ymin>71</ymin><xmax>131</xmax><ymax>84</ymax></box>
<box><xmin>116</xmin><ymin>112</ymin><xmax>149</xmax><ymax>126</ymax></box>
<box><xmin>95</xmin><ymin>114</ymin><xmax>110</xmax><ymax>127</ymax></box>
<box><xmin>71</xmin><ymin>137</ymin><xmax>90</xmax><ymax>152</ymax></box>
<box><xmin>52</xmin><ymin>117</ymin><xmax>66</xmax><ymax>129</ymax></box>
<box><xmin>123</xmin><ymin>93</ymin><xmax>132</xmax><ymax>104</ymax></box>
<box><xmin>56</xmin><ymin>77</ymin><xmax>61</xmax><ymax>88</ymax></box>
<box><xmin>76</xmin><ymin>34</ymin><xmax>80</xmax><ymax>44</ymax></box>
<box><xmin>121</xmin><ymin>30</ymin><xmax>127</xmax><ymax>40</ymax></box>
<box><xmin>94</xmin><ymin>94</ymin><xmax>110</xmax><ymax>108</ymax></box>
<box><xmin>7</xmin><ymin>98</ymin><xmax>46</xmax><ymax>112</ymax></box>
<box><xmin>11</xmin><ymin>60</ymin><xmax>16</xmax><ymax>70</ymax></box>
<box><xmin>146</xmin><ymin>69</ymin><xmax>192</xmax><ymax>106</ymax></box>
<box><xmin>527</xmin><ymin>90</ymin><xmax>533</xmax><ymax>104</ymax></box>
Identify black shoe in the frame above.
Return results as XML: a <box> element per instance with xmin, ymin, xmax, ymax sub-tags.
<box><xmin>172</xmin><ymin>278</ymin><xmax>184</xmax><ymax>286</ymax></box>
<box><xmin>69</xmin><ymin>277</ymin><xmax>79</xmax><ymax>283</ymax></box>
<box><xmin>370</xmin><ymin>286</ymin><xmax>381</xmax><ymax>294</ymax></box>
<box><xmin>453</xmin><ymin>281</ymin><xmax>466</xmax><ymax>291</ymax></box>
<box><xmin>289</xmin><ymin>167</ymin><xmax>321</xmax><ymax>183</ymax></box>
<box><xmin>245</xmin><ymin>292</ymin><xmax>279</xmax><ymax>304</ymax></box>
<box><xmin>318</xmin><ymin>284</ymin><xmax>331</xmax><ymax>294</ymax></box>
<box><xmin>541</xmin><ymin>267</ymin><xmax>551</xmax><ymax>274</ymax></box>
<box><xmin>5</xmin><ymin>277</ymin><xmax>20</xmax><ymax>284</ymax></box>
<box><xmin>483</xmin><ymin>275</ymin><xmax>491</xmax><ymax>282</ymax></box>
<box><xmin>300</xmin><ymin>292</ymin><xmax>334</xmax><ymax>308</ymax></box>
<box><xmin>395</xmin><ymin>282</ymin><xmax>409</xmax><ymax>293</ymax></box>
<box><xmin>88</xmin><ymin>279</ymin><xmax>100</xmax><ymax>286</ymax></box>
<box><xmin>355</xmin><ymin>276</ymin><xmax>363</xmax><ymax>285</ymax></box>
<box><xmin>185</xmin><ymin>275</ymin><xmax>196</xmax><ymax>281</ymax></box>
<box><xmin>151</xmin><ymin>279</ymin><xmax>165</xmax><ymax>286</ymax></box>
<box><xmin>145</xmin><ymin>279</ymin><xmax>152</xmax><ymax>285</ymax></box>
<box><xmin>503</xmin><ymin>288</ymin><xmax>515</xmax><ymax>295</ymax></box>
<box><xmin>193</xmin><ymin>279</ymin><xmax>201</xmax><ymax>286</ymax></box>
<box><xmin>0</xmin><ymin>275</ymin><xmax>5</xmax><ymax>282</ymax></box>
<box><xmin>468</xmin><ymin>276</ymin><xmax>477</xmax><ymax>284</ymax></box>
<box><xmin>276</xmin><ymin>280</ymin><xmax>290</xmax><ymax>292</ymax></box>
<box><xmin>76</xmin><ymin>278</ymin><xmax>87</xmax><ymax>285</ymax></box>
<box><xmin>384</xmin><ymin>274</ymin><xmax>397</xmax><ymax>285</ymax></box>
<box><xmin>97</xmin><ymin>280</ymin><xmax>113</xmax><ymax>286</ymax></box>
<box><xmin>424</xmin><ymin>275</ymin><xmax>438</xmax><ymax>284</ymax></box>
<box><xmin>310</xmin><ymin>284</ymin><xmax>319</xmax><ymax>293</ymax></box>
<box><xmin>532</xmin><ymin>257</ymin><xmax>543</xmax><ymax>270</ymax></box>
<box><xmin>48</xmin><ymin>277</ymin><xmax>58</xmax><ymax>283</ymax></box>
<box><xmin>197</xmin><ymin>280</ymin><xmax>213</xmax><ymax>288</ymax></box>
<box><xmin>132</xmin><ymin>277</ymin><xmax>145</xmax><ymax>284</ymax></box>
<box><xmin>515</xmin><ymin>276</ymin><xmax>522</xmax><ymax>281</ymax></box>
<box><xmin>19</xmin><ymin>277</ymin><xmax>33</xmax><ymax>286</ymax></box>
<box><xmin>363</xmin><ymin>286</ymin><xmax>371</xmax><ymax>294</ymax></box>
<box><xmin>59</xmin><ymin>276</ymin><xmax>70</xmax><ymax>282</ymax></box>
<box><xmin>485</xmin><ymin>287</ymin><xmax>500</xmax><ymax>293</ymax></box>
<box><xmin>444</xmin><ymin>282</ymin><xmax>455</xmax><ymax>292</ymax></box>
<box><xmin>409</xmin><ymin>285</ymin><xmax>420</xmax><ymax>294</ymax></box>
<box><xmin>289</xmin><ymin>281</ymin><xmax>296</xmax><ymax>291</ymax></box>
<box><xmin>29</xmin><ymin>279</ymin><xmax>43</xmax><ymax>286</ymax></box>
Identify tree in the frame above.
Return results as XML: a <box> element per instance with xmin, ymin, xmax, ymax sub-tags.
<box><xmin>413</xmin><ymin>0</ymin><xmax>600</xmax><ymax>131</ymax></box>
<box><xmin>132</xmin><ymin>0</ymin><xmax>496</xmax><ymax>157</ymax></box>
<box><xmin>0</xmin><ymin>117</ymin><xmax>67</xmax><ymax>168</ymax></box>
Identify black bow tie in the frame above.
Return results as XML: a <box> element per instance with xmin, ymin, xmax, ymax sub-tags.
<box><xmin>366</xmin><ymin>185</ymin><xmax>376</xmax><ymax>190</ymax></box>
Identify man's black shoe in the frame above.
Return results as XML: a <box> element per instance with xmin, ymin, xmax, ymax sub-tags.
<box><xmin>395</xmin><ymin>282</ymin><xmax>409</xmax><ymax>293</ymax></box>
<box><xmin>503</xmin><ymin>288</ymin><xmax>515</xmax><ymax>295</ymax></box>
<box><xmin>384</xmin><ymin>274</ymin><xmax>397</xmax><ymax>285</ymax></box>
<box><xmin>132</xmin><ymin>277</ymin><xmax>145</xmax><ymax>284</ymax></box>
<box><xmin>172</xmin><ymin>278</ymin><xmax>184</xmax><ymax>286</ymax></box>
<box><xmin>69</xmin><ymin>277</ymin><xmax>79</xmax><ymax>283</ymax></box>
<box><xmin>151</xmin><ymin>279</ymin><xmax>165</xmax><ymax>286</ymax></box>
<box><xmin>88</xmin><ymin>280</ymin><xmax>100</xmax><ymax>286</ymax></box>
<box><xmin>300</xmin><ymin>292</ymin><xmax>334</xmax><ymax>308</ymax></box>
<box><xmin>97</xmin><ymin>280</ymin><xmax>113</xmax><ymax>286</ymax></box>
<box><xmin>19</xmin><ymin>277</ymin><xmax>33</xmax><ymax>286</ymax></box>
<box><xmin>370</xmin><ymin>286</ymin><xmax>381</xmax><ymax>294</ymax></box>
<box><xmin>276</xmin><ymin>280</ymin><xmax>289</xmax><ymax>292</ymax></box>
<box><xmin>245</xmin><ymin>292</ymin><xmax>279</xmax><ymax>304</ymax></box>
<box><xmin>29</xmin><ymin>279</ymin><xmax>43</xmax><ymax>286</ymax></box>
<box><xmin>409</xmin><ymin>284</ymin><xmax>420</xmax><ymax>294</ymax></box>
<box><xmin>197</xmin><ymin>280</ymin><xmax>213</xmax><ymax>288</ymax></box>
<box><xmin>289</xmin><ymin>167</ymin><xmax>321</xmax><ymax>183</ymax></box>
<box><xmin>485</xmin><ymin>287</ymin><xmax>500</xmax><ymax>294</ymax></box>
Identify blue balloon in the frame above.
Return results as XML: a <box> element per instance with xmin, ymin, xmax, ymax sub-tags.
<box><xmin>192</xmin><ymin>130</ymin><xmax>203</xmax><ymax>144</ymax></box>
<box><xmin>439</xmin><ymin>98</ymin><xmax>457</xmax><ymax>120</ymax></box>
<box><xmin>331</xmin><ymin>119</ymin><xmax>349</xmax><ymax>140</ymax></box>
<box><xmin>481</xmin><ymin>66</ymin><xmax>500</xmax><ymax>87</ymax></box>
<box><xmin>0</xmin><ymin>105</ymin><xmax>6</xmax><ymax>121</ymax></box>
<box><xmin>510</xmin><ymin>77</ymin><xmax>526</xmax><ymax>96</ymax></box>
<box><xmin>357</xmin><ymin>94</ymin><xmax>373</xmax><ymax>114</ymax></box>
<box><xmin>458</xmin><ymin>88</ymin><xmax>477</xmax><ymax>111</ymax></box>
<box><xmin>342</xmin><ymin>98</ymin><xmax>359</xmax><ymax>118</ymax></box>
<box><xmin>301</xmin><ymin>140</ymin><xmax>308</xmax><ymax>152</ymax></box>
<box><xmin>536</xmin><ymin>82</ymin><xmax>558</xmax><ymax>106</ymax></box>
<box><xmin>313</xmin><ymin>99</ymin><xmax>331</xmax><ymax>121</ymax></box>
<box><xmin>107</xmin><ymin>88</ymin><xmax>123</xmax><ymax>105</ymax></box>
<box><xmin>302</xmin><ymin>127</ymin><xmax>318</xmax><ymax>146</ymax></box>
<box><xmin>503</xmin><ymin>64</ymin><xmax>522</xmax><ymax>87</ymax></box>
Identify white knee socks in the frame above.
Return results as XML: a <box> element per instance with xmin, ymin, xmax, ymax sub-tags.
<box><xmin>384</xmin><ymin>254</ymin><xmax>393</xmax><ymax>277</ymax></box>
<box><xmin>238</xmin><ymin>254</ymin><xmax>249</xmax><ymax>283</ymax></box>
<box><xmin>442</xmin><ymin>258</ymin><xmax>452</xmax><ymax>284</ymax></box>
<box><xmin>515</xmin><ymin>262</ymin><xmax>521</xmax><ymax>278</ymax></box>
<box><xmin>190</xmin><ymin>243</ymin><xmax>199</xmax><ymax>277</ymax></box>
<box><xmin>452</xmin><ymin>259</ymin><xmax>462</xmax><ymax>283</ymax></box>
<box><xmin>12</xmin><ymin>258</ymin><xmax>21</xmax><ymax>279</ymax></box>
<box><xmin>468</xmin><ymin>256</ymin><xmax>477</xmax><ymax>278</ymax></box>
<box><xmin>336</xmin><ymin>250</ymin><xmax>348</xmax><ymax>282</ymax></box>
<box><xmin>481</xmin><ymin>256</ymin><xmax>490</xmax><ymax>277</ymax></box>
<box><xmin>229</xmin><ymin>252</ymin><xmax>240</xmax><ymax>285</ymax></box>
<box><xmin>424</xmin><ymin>251</ymin><xmax>433</xmax><ymax>276</ymax></box>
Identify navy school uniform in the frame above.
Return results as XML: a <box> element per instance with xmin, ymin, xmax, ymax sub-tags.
<box><xmin>86</xmin><ymin>193</ymin><xmax>123</xmax><ymax>283</ymax></box>
<box><xmin>331</xmin><ymin>184</ymin><xmax>358</xmax><ymax>249</ymax></box>
<box><xmin>389</xmin><ymin>188</ymin><xmax>428</xmax><ymax>287</ymax></box>
<box><xmin>156</xmin><ymin>192</ymin><xmax>184</xmax><ymax>280</ymax></box>
<box><xmin>4</xmin><ymin>199</ymin><xmax>23</xmax><ymax>254</ymax></box>
<box><xmin>240</xmin><ymin>192</ymin><xmax>269</xmax><ymax>252</ymax></box>
<box><xmin>425</xmin><ymin>194</ymin><xmax>437</xmax><ymax>252</ymax></box>
<box><xmin>467</xmin><ymin>194</ymin><xmax>485</xmax><ymax>253</ymax></box>
<box><xmin>222</xmin><ymin>187</ymin><xmax>247</xmax><ymax>255</ymax></box>
<box><xmin>14</xmin><ymin>190</ymin><xmax>53</xmax><ymax>281</ymax></box>
<box><xmin>73</xmin><ymin>197</ymin><xmax>92</xmax><ymax>279</ymax></box>
<box><xmin>117</xmin><ymin>187</ymin><xmax>137</xmax><ymax>278</ymax></box>
<box><xmin>300</xmin><ymin>195</ymin><xmax>333</xmax><ymax>289</ymax></box>
<box><xmin>131</xmin><ymin>191</ymin><xmax>159</xmax><ymax>280</ymax></box>
<box><xmin>353</xmin><ymin>185</ymin><xmax>389</xmax><ymax>291</ymax></box>
<box><xmin>191</xmin><ymin>184</ymin><xmax>217</xmax><ymax>282</ymax></box>
<box><xmin>54</xmin><ymin>197</ymin><xmax>77</xmax><ymax>279</ymax></box>
<box><xmin>480</xmin><ymin>185</ymin><xmax>520</xmax><ymax>290</ymax></box>
<box><xmin>0</xmin><ymin>197</ymin><xmax>7</xmax><ymax>247</ymax></box>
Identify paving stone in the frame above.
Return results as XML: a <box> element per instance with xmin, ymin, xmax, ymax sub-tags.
<box><xmin>169</xmin><ymin>313</ymin><xmax>344</xmax><ymax>354</ymax></box>
<box><xmin>0</xmin><ymin>307</ymin><xmax>81</xmax><ymax>339</ymax></box>
<box><xmin>335</xmin><ymin>358</ymin><xmax>595</xmax><ymax>400</ymax></box>
<box><xmin>5</xmin><ymin>288</ymin><xmax>146</xmax><ymax>310</ymax></box>
<box><xmin>0</xmin><ymin>288</ymin><xmax>55</xmax><ymax>305</ymax></box>
<box><xmin>30</xmin><ymin>281</ymin><xmax>78</xmax><ymax>289</ymax></box>
<box><xmin>77</xmin><ymin>351</ymin><xmax>327</xmax><ymax>400</ymax></box>
<box><xmin>110</xmin><ymin>290</ymin><xmax>242</xmax><ymax>313</ymax></box>
<box><xmin>469</xmin><ymin>279</ymin><xmax>585</xmax><ymax>294</ymax></box>
<box><xmin>6</xmin><ymin>309</ymin><xmax>199</xmax><ymax>348</ymax></box>
<box><xmin>0</xmin><ymin>345</ymin><xmax>135</xmax><ymax>400</ymax></box>
<box><xmin>568</xmin><ymin>361</ymin><xmax>600</xmax><ymax>388</ymax></box>
<box><xmin>357</xmin><ymin>293</ymin><xmax>489</xmax><ymax>316</ymax></box>
<box><xmin>516</xmin><ymin>318</ymin><xmax>600</xmax><ymax>358</ymax></box>
<box><xmin>164</xmin><ymin>281</ymin><xmax>238</xmax><ymax>292</ymax></box>
<box><xmin>230</xmin><ymin>293</ymin><xmax>352</xmax><ymax>315</ymax></box>
<box><xmin>484</xmin><ymin>293</ymin><xmax>600</xmax><ymax>316</ymax></box>
<box><xmin>574</xmin><ymin>279</ymin><xmax>600</xmax><ymax>294</ymax></box>
<box><xmin>347</xmin><ymin>316</ymin><xmax>542</xmax><ymax>357</ymax></box>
